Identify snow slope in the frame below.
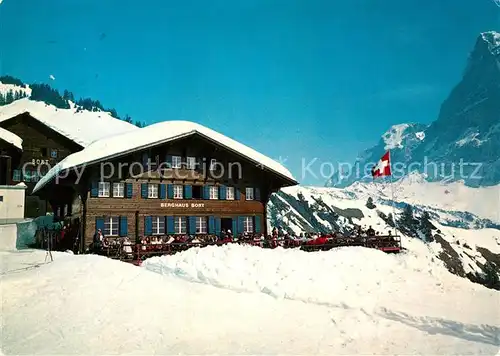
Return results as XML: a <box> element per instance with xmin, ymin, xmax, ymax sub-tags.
<box><xmin>2</xmin><ymin>247</ymin><xmax>499</xmax><ymax>354</ymax></box>
<box><xmin>0</xmin><ymin>127</ymin><xmax>22</xmax><ymax>149</ymax></box>
<box><xmin>346</xmin><ymin>173</ymin><xmax>500</xmax><ymax>223</ymax></box>
<box><xmin>33</xmin><ymin>120</ymin><xmax>297</xmax><ymax>193</ymax></box>
<box><xmin>0</xmin><ymin>99</ymin><xmax>138</xmax><ymax>147</ymax></box>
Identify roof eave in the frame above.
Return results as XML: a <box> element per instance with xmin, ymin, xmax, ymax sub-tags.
<box><xmin>33</xmin><ymin>129</ymin><xmax>298</xmax><ymax>193</ymax></box>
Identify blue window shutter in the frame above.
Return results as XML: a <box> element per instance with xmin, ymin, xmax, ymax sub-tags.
<box><xmin>203</xmin><ymin>185</ymin><xmax>210</xmax><ymax>199</ymax></box>
<box><xmin>184</xmin><ymin>185</ymin><xmax>192</xmax><ymax>199</ymax></box>
<box><xmin>167</xmin><ymin>184</ymin><xmax>174</xmax><ymax>199</ymax></box>
<box><xmin>166</xmin><ymin>216</ymin><xmax>175</xmax><ymax>234</ymax></box>
<box><xmin>95</xmin><ymin>217</ymin><xmax>104</xmax><ymax>233</ymax></box>
<box><xmin>208</xmin><ymin>216</ymin><xmax>215</xmax><ymax>234</ymax></box>
<box><xmin>255</xmin><ymin>188</ymin><xmax>261</xmax><ymax>201</ymax></box>
<box><xmin>126</xmin><ymin>183</ymin><xmax>133</xmax><ymax>198</ymax></box>
<box><xmin>144</xmin><ymin>216</ymin><xmax>152</xmax><ymax>235</ymax></box>
<box><xmin>254</xmin><ymin>215</ymin><xmax>261</xmax><ymax>233</ymax></box>
<box><xmin>91</xmin><ymin>181</ymin><xmax>98</xmax><ymax>197</ymax></box>
<box><xmin>119</xmin><ymin>216</ymin><xmax>128</xmax><ymax>236</ymax></box>
<box><xmin>215</xmin><ymin>218</ymin><xmax>221</xmax><ymax>236</ymax></box>
<box><xmin>219</xmin><ymin>185</ymin><xmax>226</xmax><ymax>200</ymax></box>
<box><xmin>189</xmin><ymin>216</ymin><xmax>196</xmax><ymax>234</ymax></box>
<box><xmin>141</xmin><ymin>183</ymin><xmax>148</xmax><ymax>198</ymax></box>
<box><xmin>235</xmin><ymin>188</ymin><xmax>241</xmax><ymax>201</ymax></box>
<box><xmin>165</xmin><ymin>154</ymin><xmax>173</xmax><ymax>168</ymax></box>
<box><xmin>159</xmin><ymin>184</ymin><xmax>166</xmax><ymax>199</ymax></box>
<box><xmin>232</xmin><ymin>218</ymin><xmax>238</xmax><ymax>235</ymax></box>
<box><xmin>238</xmin><ymin>216</ymin><xmax>244</xmax><ymax>234</ymax></box>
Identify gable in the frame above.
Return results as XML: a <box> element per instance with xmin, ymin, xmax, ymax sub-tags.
<box><xmin>33</xmin><ymin>120</ymin><xmax>297</xmax><ymax>194</ymax></box>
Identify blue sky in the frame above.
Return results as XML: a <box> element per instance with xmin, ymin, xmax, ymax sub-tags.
<box><xmin>1</xmin><ymin>0</ymin><xmax>499</xmax><ymax>185</ymax></box>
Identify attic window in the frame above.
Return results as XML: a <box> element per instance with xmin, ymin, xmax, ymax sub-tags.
<box><xmin>50</xmin><ymin>149</ymin><xmax>58</xmax><ymax>158</ymax></box>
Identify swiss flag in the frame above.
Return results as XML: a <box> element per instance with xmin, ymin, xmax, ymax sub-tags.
<box><xmin>371</xmin><ymin>151</ymin><xmax>392</xmax><ymax>178</ymax></box>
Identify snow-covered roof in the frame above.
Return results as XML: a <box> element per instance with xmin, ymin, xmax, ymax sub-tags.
<box><xmin>0</xmin><ymin>127</ymin><xmax>22</xmax><ymax>150</ymax></box>
<box><xmin>33</xmin><ymin>120</ymin><xmax>297</xmax><ymax>193</ymax></box>
<box><xmin>0</xmin><ymin>99</ymin><xmax>138</xmax><ymax>147</ymax></box>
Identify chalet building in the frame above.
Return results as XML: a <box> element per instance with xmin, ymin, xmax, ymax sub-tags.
<box><xmin>0</xmin><ymin>100</ymin><xmax>137</xmax><ymax>217</ymax></box>
<box><xmin>33</xmin><ymin>121</ymin><xmax>297</xmax><ymax>252</ymax></box>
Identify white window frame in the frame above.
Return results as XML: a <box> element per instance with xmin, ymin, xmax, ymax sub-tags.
<box><xmin>152</xmin><ymin>216</ymin><xmax>165</xmax><ymax>235</ymax></box>
<box><xmin>104</xmin><ymin>216</ymin><xmax>119</xmax><ymax>236</ymax></box>
<box><xmin>209</xmin><ymin>186</ymin><xmax>219</xmax><ymax>200</ymax></box>
<box><xmin>196</xmin><ymin>217</ymin><xmax>207</xmax><ymax>234</ymax></box>
<box><xmin>243</xmin><ymin>217</ymin><xmax>254</xmax><ymax>233</ymax></box>
<box><xmin>172</xmin><ymin>155</ymin><xmax>182</xmax><ymax>169</ymax></box>
<box><xmin>226</xmin><ymin>187</ymin><xmax>234</xmax><ymax>200</ymax></box>
<box><xmin>186</xmin><ymin>156</ymin><xmax>196</xmax><ymax>170</ymax></box>
<box><xmin>148</xmin><ymin>184</ymin><xmax>158</xmax><ymax>199</ymax></box>
<box><xmin>113</xmin><ymin>182</ymin><xmax>125</xmax><ymax>198</ymax></box>
<box><xmin>209</xmin><ymin>158</ymin><xmax>217</xmax><ymax>171</ymax></box>
<box><xmin>98</xmin><ymin>182</ymin><xmax>110</xmax><ymax>197</ymax></box>
<box><xmin>174</xmin><ymin>216</ymin><xmax>187</xmax><ymax>234</ymax></box>
<box><xmin>173</xmin><ymin>185</ymin><xmax>183</xmax><ymax>199</ymax></box>
<box><xmin>245</xmin><ymin>187</ymin><xmax>254</xmax><ymax>200</ymax></box>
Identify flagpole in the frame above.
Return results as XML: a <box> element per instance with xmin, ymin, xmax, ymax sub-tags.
<box><xmin>387</xmin><ymin>150</ymin><xmax>400</xmax><ymax>249</ymax></box>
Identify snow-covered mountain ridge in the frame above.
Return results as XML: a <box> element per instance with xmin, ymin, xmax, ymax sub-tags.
<box><xmin>327</xmin><ymin>31</ymin><xmax>500</xmax><ymax>188</ymax></box>
<box><xmin>269</xmin><ymin>175</ymin><xmax>500</xmax><ymax>290</ymax></box>
<box><xmin>0</xmin><ymin>75</ymin><xmax>145</xmax><ymax>128</ymax></box>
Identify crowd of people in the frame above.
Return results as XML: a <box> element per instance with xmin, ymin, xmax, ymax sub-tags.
<box><xmin>91</xmin><ymin>224</ymin><xmax>399</xmax><ymax>260</ymax></box>
<box><xmin>34</xmin><ymin>221</ymin><xmax>80</xmax><ymax>253</ymax></box>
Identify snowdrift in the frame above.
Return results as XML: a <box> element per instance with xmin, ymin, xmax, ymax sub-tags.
<box><xmin>142</xmin><ymin>243</ymin><xmax>499</xmax><ymax>323</ymax></box>
<box><xmin>2</xmin><ymin>246</ymin><xmax>499</xmax><ymax>354</ymax></box>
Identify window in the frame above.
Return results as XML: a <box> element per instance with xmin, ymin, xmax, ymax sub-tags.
<box><xmin>112</xmin><ymin>183</ymin><xmax>125</xmax><ymax>197</ymax></box>
<box><xmin>104</xmin><ymin>216</ymin><xmax>119</xmax><ymax>236</ymax></box>
<box><xmin>226</xmin><ymin>187</ymin><xmax>234</xmax><ymax>200</ymax></box>
<box><xmin>245</xmin><ymin>187</ymin><xmax>254</xmax><ymax>200</ymax></box>
<box><xmin>243</xmin><ymin>217</ymin><xmax>254</xmax><ymax>233</ymax></box>
<box><xmin>173</xmin><ymin>185</ymin><xmax>183</xmax><ymax>199</ymax></box>
<box><xmin>23</xmin><ymin>170</ymin><xmax>32</xmax><ymax>182</ymax></box>
<box><xmin>186</xmin><ymin>156</ymin><xmax>196</xmax><ymax>170</ymax></box>
<box><xmin>12</xmin><ymin>170</ymin><xmax>21</xmax><ymax>182</ymax></box>
<box><xmin>29</xmin><ymin>171</ymin><xmax>40</xmax><ymax>182</ymax></box>
<box><xmin>209</xmin><ymin>158</ymin><xmax>217</xmax><ymax>171</ymax></box>
<box><xmin>63</xmin><ymin>205</ymin><xmax>68</xmax><ymax>216</ymax></box>
<box><xmin>195</xmin><ymin>217</ymin><xmax>207</xmax><ymax>234</ymax></box>
<box><xmin>152</xmin><ymin>216</ymin><xmax>165</xmax><ymax>235</ymax></box>
<box><xmin>148</xmin><ymin>184</ymin><xmax>158</xmax><ymax>198</ymax></box>
<box><xmin>172</xmin><ymin>155</ymin><xmax>182</xmax><ymax>169</ymax></box>
<box><xmin>174</xmin><ymin>216</ymin><xmax>187</xmax><ymax>234</ymax></box>
<box><xmin>50</xmin><ymin>149</ymin><xmax>58</xmax><ymax>158</ymax></box>
<box><xmin>209</xmin><ymin>186</ymin><xmax>218</xmax><ymax>200</ymax></box>
<box><xmin>98</xmin><ymin>182</ymin><xmax>110</xmax><ymax>197</ymax></box>
<box><xmin>0</xmin><ymin>196</ymin><xmax>3</xmax><ymax>202</ymax></box>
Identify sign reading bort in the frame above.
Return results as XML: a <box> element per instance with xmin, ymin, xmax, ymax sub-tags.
<box><xmin>161</xmin><ymin>202</ymin><xmax>205</xmax><ymax>208</ymax></box>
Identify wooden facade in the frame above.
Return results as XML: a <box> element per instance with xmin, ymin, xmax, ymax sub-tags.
<box><xmin>37</xmin><ymin>133</ymin><xmax>297</xmax><ymax>251</ymax></box>
<box><xmin>0</xmin><ymin>113</ymin><xmax>83</xmax><ymax>217</ymax></box>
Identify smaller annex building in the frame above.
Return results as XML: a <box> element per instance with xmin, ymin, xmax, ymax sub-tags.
<box><xmin>0</xmin><ymin>99</ymin><xmax>138</xmax><ymax>217</ymax></box>
<box><xmin>33</xmin><ymin>120</ymin><xmax>298</xmax><ymax>251</ymax></box>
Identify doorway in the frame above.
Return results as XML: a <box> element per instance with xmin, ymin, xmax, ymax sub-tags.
<box><xmin>221</xmin><ymin>218</ymin><xmax>233</xmax><ymax>232</ymax></box>
<box><xmin>0</xmin><ymin>156</ymin><xmax>10</xmax><ymax>185</ymax></box>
